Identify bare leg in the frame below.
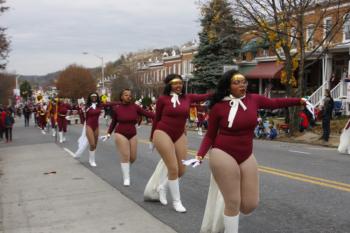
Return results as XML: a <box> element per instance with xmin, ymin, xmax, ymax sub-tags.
<box><xmin>209</xmin><ymin>148</ymin><xmax>241</xmax><ymax>216</ymax></box>
<box><xmin>129</xmin><ymin>136</ymin><xmax>137</xmax><ymax>164</ymax></box>
<box><xmin>174</xmin><ymin>134</ymin><xmax>188</xmax><ymax>178</ymax></box>
<box><xmin>240</xmin><ymin>154</ymin><xmax>259</xmax><ymax>215</ymax></box>
<box><xmin>86</xmin><ymin>126</ymin><xmax>96</xmax><ymax>151</ymax></box>
<box><xmin>114</xmin><ymin>133</ymin><xmax>131</xmax><ymax>163</ymax></box>
<box><xmin>153</xmin><ymin>130</ymin><xmax>178</xmax><ymax>180</ymax></box>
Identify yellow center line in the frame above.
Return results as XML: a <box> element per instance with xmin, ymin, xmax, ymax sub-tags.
<box><xmin>138</xmin><ymin>139</ymin><xmax>350</xmax><ymax>192</ymax></box>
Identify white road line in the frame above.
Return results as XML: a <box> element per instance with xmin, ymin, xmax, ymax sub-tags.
<box><xmin>63</xmin><ymin>147</ymin><xmax>77</xmax><ymax>157</ymax></box>
<box><xmin>288</xmin><ymin>150</ymin><xmax>311</xmax><ymax>155</ymax></box>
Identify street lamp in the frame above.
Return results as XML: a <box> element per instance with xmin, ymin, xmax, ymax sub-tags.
<box><xmin>83</xmin><ymin>52</ymin><xmax>105</xmax><ymax>94</ymax></box>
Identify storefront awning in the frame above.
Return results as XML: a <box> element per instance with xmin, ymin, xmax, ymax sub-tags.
<box><xmin>245</xmin><ymin>62</ymin><xmax>284</xmax><ymax>79</ymax></box>
<box><xmin>238</xmin><ymin>65</ymin><xmax>256</xmax><ymax>75</ymax></box>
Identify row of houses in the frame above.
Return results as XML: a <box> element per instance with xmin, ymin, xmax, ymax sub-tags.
<box><xmin>135</xmin><ymin>1</ymin><xmax>350</xmax><ymax>113</ymax></box>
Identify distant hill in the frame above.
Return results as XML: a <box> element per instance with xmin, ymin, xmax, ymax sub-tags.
<box><xmin>19</xmin><ymin>71</ymin><xmax>61</xmax><ymax>88</ymax></box>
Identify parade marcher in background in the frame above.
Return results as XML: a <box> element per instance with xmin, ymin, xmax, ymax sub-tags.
<box><xmin>194</xmin><ymin>70</ymin><xmax>305</xmax><ymax>233</ymax></box>
<box><xmin>48</xmin><ymin>99</ymin><xmax>57</xmax><ymax>137</ymax></box>
<box><xmin>38</xmin><ymin>103</ymin><xmax>48</xmax><ymax>134</ymax></box>
<box><xmin>57</xmin><ymin>98</ymin><xmax>72</xmax><ymax>143</ymax></box>
<box><xmin>23</xmin><ymin>104</ymin><xmax>31</xmax><ymax>127</ymax></box>
<box><xmin>146</xmin><ymin>74</ymin><xmax>211</xmax><ymax>213</ymax></box>
<box><xmin>4</xmin><ymin>108</ymin><xmax>15</xmax><ymax>143</ymax></box>
<box><xmin>320</xmin><ymin>89</ymin><xmax>334</xmax><ymax>143</ymax></box>
<box><xmin>77</xmin><ymin>92</ymin><xmax>117</xmax><ymax>167</ymax></box>
<box><xmin>102</xmin><ymin>89</ymin><xmax>155</xmax><ymax>186</ymax></box>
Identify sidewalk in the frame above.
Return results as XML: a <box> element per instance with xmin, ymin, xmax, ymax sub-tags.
<box><xmin>0</xmin><ymin>141</ymin><xmax>177</xmax><ymax>232</ymax></box>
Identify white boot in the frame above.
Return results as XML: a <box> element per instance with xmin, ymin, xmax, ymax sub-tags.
<box><xmin>168</xmin><ymin>179</ymin><xmax>186</xmax><ymax>213</ymax></box>
<box><xmin>157</xmin><ymin>178</ymin><xmax>168</xmax><ymax>205</ymax></box>
<box><xmin>121</xmin><ymin>163</ymin><xmax>130</xmax><ymax>186</ymax></box>
<box><xmin>62</xmin><ymin>132</ymin><xmax>66</xmax><ymax>142</ymax></box>
<box><xmin>224</xmin><ymin>214</ymin><xmax>239</xmax><ymax>233</ymax></box>
<box><xmin>52</xmin><ymin>128</ymin><xmax>56</xmax><ymax>137</ymax></box>
<box><xmin>89</xmin><ymin>150</ymin><xmax>97</xmax><ymax>167</ymax></box>
<box><xmin>59</xmin><ymin>132</ymin><xmax>63</xmax><ymax>143</ymax></box>
<box><xmin>41</xmin><ymin>129</ymin><xmax>46</xmax><ymax>135</ymax></box>
<box><xmin>198</xmin><ymin>127</ymin><xmax>203</xmax><ymax>136</ymax></box>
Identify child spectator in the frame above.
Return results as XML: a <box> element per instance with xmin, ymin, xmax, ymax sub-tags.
<box><xmin>298</xmin><ymin>106</ymin><xmax>309</xmax><ymax>132</ymax></box>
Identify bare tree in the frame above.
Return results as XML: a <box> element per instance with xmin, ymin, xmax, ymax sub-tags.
<box><xmin>234</xmin><ymin>0</ymin><xmax>350</xmax><ymax>133</ymax></box>
<box><xmin>0</xmin><ymin>72</ymin><xmax>15</xmax><ymax>105</ymax></box>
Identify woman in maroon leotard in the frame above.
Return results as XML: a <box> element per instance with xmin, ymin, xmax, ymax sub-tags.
<box><xmin>106</xmin><ymin>89</ymin><xmax>154</xmax><ymax>186</ymax></box>
<box><xmin>149</xmin><ymin>74</ymin><xmax>211</xmax><ymax>213</ymax></box>
<box><xmin>81</xmin><ymin>92</ymin><xmax>117</xmax><ymax>167</ymax></box>
<box><xmin>196</xmin><ymin>70</ymin><xmax>305</xmax><ymax>233</ymax></box>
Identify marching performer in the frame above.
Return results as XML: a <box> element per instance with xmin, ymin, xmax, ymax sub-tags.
<box><xmin>57</xmin><ymin>98</ymin><xmax>72</xmax><ymax>143</ymax></box>
<box><xmin>48</xmin><ymin>99</ymin><xmax>57</xmax><ymax>137</ymax></box>
<box><xmin>146</xmin><ymin>74</ymin><xmax>211</xmax><ymax>213</ymax></box>
<box><xmin>195</xmin><ymin>70</ymin><xmax>305</xmax><ymax>233</ymax></box>
<box><xmin>38</xmin><ymin>102</ymin><xmax>48</xmax><ymax>134</ymax></box>
<box><xmin>103</xmin><ymin>89</ymin><xmax>155</xmax><ymax>186</ymax></box>
<box><xmin>78</xmin><ymin>92</ymin><xmax>117</xmax><ymax>167</ymax></box>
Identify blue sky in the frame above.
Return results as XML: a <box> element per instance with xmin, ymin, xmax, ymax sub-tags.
<box><xmin>2</xmin><ymin>0</ymin><xmax>201</xmax><ymax>75</ymax></box>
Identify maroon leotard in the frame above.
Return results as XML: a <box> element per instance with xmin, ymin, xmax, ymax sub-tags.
<box><xmin>197</xmin><ymin>94</ymin><xmax>301</xmax><ymax>164</ymax></box>
<box><xmin>84</xmin><ymin>103</ymin><xmax>117</xmax><ymax>131</ymax></box>
<box><xmin>108</xmin><ymin>103</ymin><xmax>155</xmax><ymax>139</ymax></box>
<box><xmin>151</xmin><ymin>93</ymin><xmax>211</xmax><ymax>142</ymax></box>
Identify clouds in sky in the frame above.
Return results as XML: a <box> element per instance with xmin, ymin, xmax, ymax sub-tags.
<box><xmin>2</xmin><ymin>0</ymin><xmax>201</xmax><ymax>75</ymax></box>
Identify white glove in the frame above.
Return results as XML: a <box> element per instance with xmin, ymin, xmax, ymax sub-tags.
<box><xmin>100</xmin><ymin>134</ymin><xmax>110</xmax><ymax>142</ymax></box>
<box><xmin>182</xmin><ymin>158</ymin><xmax>202</xmax><ymax>168</ymax></box>
<box><xmin>65</xmin><ymin>116</ymin><xmax>70</xmax><ymax>120</ymax></box>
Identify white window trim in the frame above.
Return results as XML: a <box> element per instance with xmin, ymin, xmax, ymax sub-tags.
<box><xmin>306</xmin><ymin>24</ymin><xmax>314</xmax><ymax>49</ymax></box>
<box><xmin>323</xmin><ymin>17</ymin><xmax>332</xmax><ymax>40</ymax></box>
<box><xmin>343</xmin><ymin>14</ymin><xmax>350</xmax><ymax>42</ymax></box>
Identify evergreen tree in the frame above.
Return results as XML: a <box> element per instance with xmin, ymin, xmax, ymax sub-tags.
<box><xmin>20</xmin><ymin>80</ymin><xmax>32</xmax><ymax>101</ymax></box>
<box><xmin>192</xmin><ymin>0</ymin><xmax>240</xmax><ymax>92</ymax></box>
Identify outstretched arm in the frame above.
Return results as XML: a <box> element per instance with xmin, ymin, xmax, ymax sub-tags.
<box><xmin>255</xmin><ymin>94</ymin><xmax>302</xmax><ymax>109</ymax></box>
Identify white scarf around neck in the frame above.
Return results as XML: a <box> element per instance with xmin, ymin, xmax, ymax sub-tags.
<box><xmin>170</xmin><ymin>92</ymin><xmax>180</xmax><ymax>108</ymax></box>
<box><xmin>222</xmin><ymin>94</ymin><xmax>247</xmax><ymax>128</ymax></box>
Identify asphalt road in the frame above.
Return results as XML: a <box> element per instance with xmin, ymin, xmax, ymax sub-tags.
<box><xmin>4</xmin><ymin>117</ymin><xmax>350</xmax><ymax>233</ymax></box>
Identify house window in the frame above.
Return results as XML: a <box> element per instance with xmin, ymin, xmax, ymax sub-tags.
<box><xmin>344</xmin><ymin>14</ymin><xmax>350</xmax><ymax>42</ymax></box>
<box><xmin>324</xmin><ymin>17</ymin><xmax>332</xmax><ymax>39</ymax></box>
<box><xmin>306</xmin><ymin>24</ymin><xmax>314</xmax><ymax>49</ymax></box>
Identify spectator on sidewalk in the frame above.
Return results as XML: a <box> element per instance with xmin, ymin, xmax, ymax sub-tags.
<box><xmin>320</xmin><ymin>89</ymin><xmax>334</xmax><ymax>142</ymax></box>
<box><xmin>266</xmin><ymin>124</ymin><xmax>278</xmax><ymax>140</ymax></box>
<box><xmin>23</xmin><ymin>104</ymin><xmax>31</xmax><ymax>127</ymax></box>
<box><xmin>0</xmin><ymin>107</ymin><xmax>5</xmax><ymax>141</ymax></box>
<box><xmin>298</xmin><ymin>106</ymin><xmax>309</xmax><ymax>133</ymax></box>
<box><xmin>4</xmin><ymin>108</ymin><xmax>15</xmax><ymax>142</ymax></box>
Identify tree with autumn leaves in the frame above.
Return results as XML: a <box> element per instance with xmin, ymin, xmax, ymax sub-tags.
<box><xmin>0</xmin><ymin>73</ymin><xmax>15</xmax><ymax>106</ymax></box>
<box><xmin>56</xmin><ymin>65</ymin><xmax>96</xmax><ymax>100</ymax></box>
<box><xmin>234</xmin><ymin>0</ymin><xmax>350</xmax><ymax>133</ymax></box>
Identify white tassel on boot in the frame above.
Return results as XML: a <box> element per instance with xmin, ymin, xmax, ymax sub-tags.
<box><xmin>224</xmin><ymin>214</ymin><xmax>239</xmax><ymax>233</ymax></box>
<box><xmin>168</xmin><ymin>179</ymin><xmax>186</xmax><ymax>213</ymax></box>
<box><xmin>59</xmin><ymin>132</ymin><xmax>63</xmax><ymax>143</ymax></box>
<box><xmin>121</xmin><ymin>163</ymin><xmax>130</xmax><ymax>186</ymax></box>
<box><xmin>89</xmin><ymin>150</ymin><xmax>97</xmax><ymax>167</ymax></box>
<box><xmin>157</xmin><ymin>178</ymin><xmax>168</xmax><ymax>205</ymax></box>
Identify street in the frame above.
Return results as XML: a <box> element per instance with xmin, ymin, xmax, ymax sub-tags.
<box><xmin>2</xmin><ymin>118</ymin><xmax>350</xmax><ymax>233</ymax></box>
